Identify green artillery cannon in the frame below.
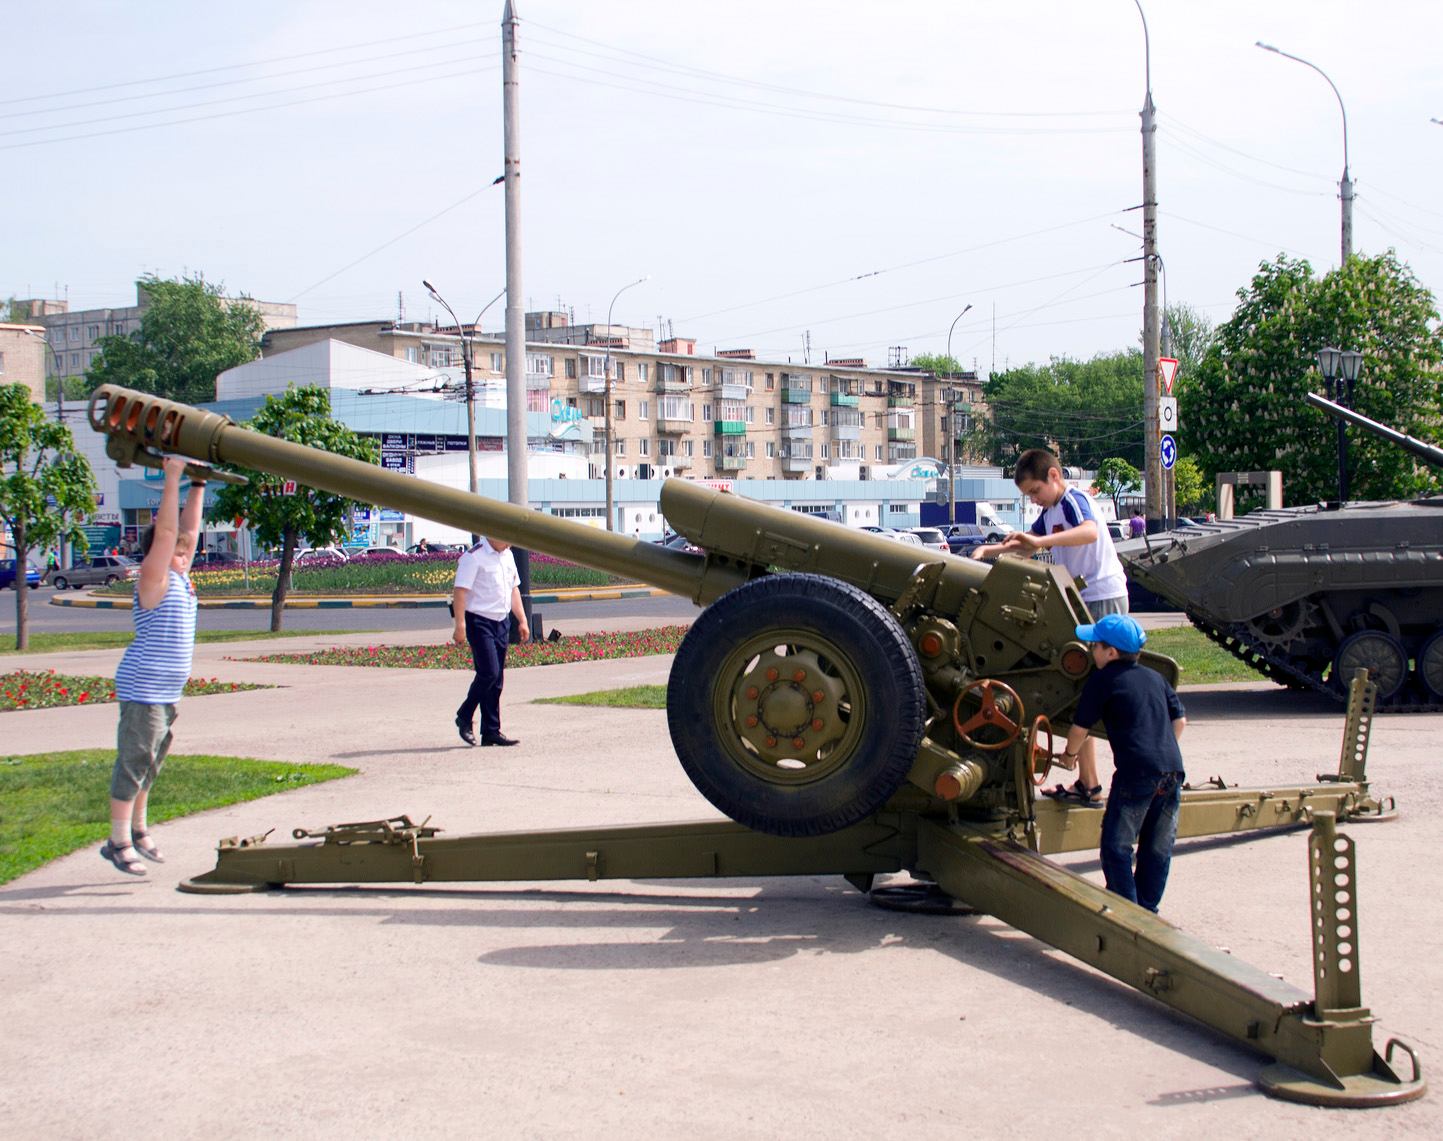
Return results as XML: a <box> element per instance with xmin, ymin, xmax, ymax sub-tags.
<box><xmin>88</xmin><ymin>384</ymin><xmax>1424</xmax><ymax>1107</ymax></box>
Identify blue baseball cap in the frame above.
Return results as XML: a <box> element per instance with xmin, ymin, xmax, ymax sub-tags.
<box><xmin>1075</xmin><ymin>613</ymin><xmax>1146</xmax><ymax>653</ymax></box>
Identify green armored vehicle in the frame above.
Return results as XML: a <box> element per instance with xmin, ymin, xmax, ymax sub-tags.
<box><xmin>1123</xmin><ymin>392</ymin><xmax>1443</xmax><ymax>711</ymax></box>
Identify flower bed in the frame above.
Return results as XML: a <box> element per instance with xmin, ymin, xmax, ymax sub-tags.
<box><xmin>0</xmin><ymin>669</ymin><xmax>270</xmax><ymax>712</ymax></box>
<box><xmin>241</xmin><ymin>626</ymin><xmax>689</xmax><ymax>669</ymax></box>
<box><xmin>98</xmin><ymin>551</ymin><xmax>620</xmax><ymax>596</ymax></box>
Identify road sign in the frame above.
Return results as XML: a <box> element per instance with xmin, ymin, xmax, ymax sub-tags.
<box><xmin>1159</xmin><ymin>357</ymin><xmax>1179</xmax><ymax>396</ymax></box>
<box><xmin>1159</xmin><ymin>396</ymin><xmax>1179</xmax><ymax>434</ymax></box>
<box><xmin>1160</xmin><ymin>434</ymin><xmax>1177</xmax><ymax>470</ymax></box>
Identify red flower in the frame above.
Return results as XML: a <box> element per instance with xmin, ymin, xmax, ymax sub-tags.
<box><xmin>79</xmin><ymin>692</ymin><xmax>89</xmax><ymax>702</ymax></box>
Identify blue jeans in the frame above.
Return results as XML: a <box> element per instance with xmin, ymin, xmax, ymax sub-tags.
<box><xmin>1100</xmin><ymin>772</ymin><xmax>1182</xmax><ymax>913</ymax></box>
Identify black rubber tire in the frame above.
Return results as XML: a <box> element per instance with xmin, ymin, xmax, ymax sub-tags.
<box><xmin>1333</xmin><ymin>629</ymin><xmax>1409</xmax><ymax>701</ymax></box>
<box><xmin>52</xmin><ymin>576</ymin><xmax>68</xmax><ymax>590</ymax></box>
<box><xmin>666</xmin><ymin>573</ymin><xmax>926</xmax><ymax>837</ymax></box>
<box><xmin>1417</xmin><ymin>629</ymin><xmax>1443</xmax><ymax>701</ymax></box>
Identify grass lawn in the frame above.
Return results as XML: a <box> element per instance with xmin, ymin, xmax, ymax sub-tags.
<box><xmin>1</xmin><ymin>629</ymin><xmax>382</xmax><ymax>656</ymax></box>
<box><xmin>0</xmin><ymin>749</ymin><xmax>354</xmax><ymax>884</ymax></box>
<box><xmin>536</xmin><ymin>685</ymin><xmax>667</xmax><ymax>708</ymax></box>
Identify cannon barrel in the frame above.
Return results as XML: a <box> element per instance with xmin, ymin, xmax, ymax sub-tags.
<box><xmin>87</xmin><ymin>384</ymin><xmax>993</xmax><ymax>606</ymax></box>
<box><xmin>1305</xmin><ymin>391</ymin><xmax>1443</xmax><ymax>470</ymax></box>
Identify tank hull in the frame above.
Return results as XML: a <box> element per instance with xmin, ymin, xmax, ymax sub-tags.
<box><xmin>1121</xmin><ymin>499</ymin><xmax>1443</xmax><ymax>710</ymax></box>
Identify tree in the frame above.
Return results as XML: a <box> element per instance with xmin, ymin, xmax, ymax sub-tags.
<box><xmin>909</xmin><ymin>352</ymin><xmax>964</xmax><ymax>375</ymax></box>
<box><xmin>1172</xmin><ymin>454</ymin><xmax>1207</xmax><ymax>515</ymax></box>
<box><xmin>1093</xmin><ymin>457</ymin><xmax>1140</xmax><ymax>515</ymax></box>
<box><xmin>1184</xmin><ymin>252</ymin><xmax>1443</xmax><ymax>506</ymax></box>
<box><xmin>207</xmin><ymin>387</ymin><xmax>378</xmax><ymax>631</ymax></box>
<box><xmin>1163</xmin><ymin>302</ymin><xmax>1215</xmax><ymax>385</ymax></box>
<box><xmin>967</xmin><ymin>350</ymin><xmax>1144</xmax><ymax>471</ymax></box>
<box><xmin>0</xmin><ymin>385</ymin><xmax>97</xmax><ymax>649</ymax></box>
<box><xmin>84</xmin><ymin>273</ymin><xmax>265</xmax><ymax>405</ymax></box>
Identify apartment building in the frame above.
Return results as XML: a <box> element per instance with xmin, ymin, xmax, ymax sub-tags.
<box><xmin>263</xmin><ymin>312</ymin><xmax>988</xmax><ymax>482</ymax></box>
<box><xmin>0</xmin><ymin>323</ymin><xmax>47</xmax><ymax>401</ymax></box>
<box><xmin>13</xmin><ymin>285</ymin><xmax>297</xmax><ymax>387</ymax></box>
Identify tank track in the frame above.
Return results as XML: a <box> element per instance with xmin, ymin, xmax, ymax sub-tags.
<box><xmin>1185</xmin><ymin>609</ymin><xmax>1443</xmax><ymax>714</ymax></box>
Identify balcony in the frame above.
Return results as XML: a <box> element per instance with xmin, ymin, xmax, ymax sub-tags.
<box><xmin>887</xmin><ymin>394</ymin><xmax>914</xmax><ymax>408</ymax></box>
<box><xmin>781</xmin><ymin>387</ymin><xmax>811</xmax><ymax>404</ymax></box>
<box><xmin>717</xmin><ymin>455</ymin><xmax>747</xmax><ymax>471</ymax></box>
<box><xmin>831</xmin><ymin>422</ymin><xmax>861</xmax><ymax>441</ymax></box>
<box><xmin>668</xmin><ymin>453</ymin><xmax>692</xmax><ymax>470</ymax></box>
<box><xmin>714</xmin><ymin>420</ymin><xmax>747</xmax><ymax>435</ymax></box>
<box><xmin>655</xmin><ymin>416</ymin><xmax>691</xmax><ymax>434</ymax></box>
<box><xmin>578</xmin><ymin>374</ymin><xmax>607</xmax><ymax>394</ymax></box>
<box><xmin>782</xmin><ymin>423</ymin><xmax>812</xmax><ymax>440</ymax></box>
<box><xmin>781</xmin><ymin>456</ymin><xmax>812</xmax><ymax>473</ymax></box>
<box><xmin>887</xmin><ymin>428</ymin><xmax>916</xmax><ymax>441</ymax></box>
<box><xmin>525</xmin><ymin>373</ymin><xmax>553</xmax><ymax>392</ymax></box>
<box><xmin>715</xmin><ymin>382</ymin><xmax>750</xmax><ymax>401</ymax></box>
<box><xmin>655</xmin><ymin>377</ymin><xmax>691</xmax><ymax>395</ymax></box>
<box><xmin>830</xmin><ymin>392</ymin><xmax>859</xmax><ymax>407</ymax></box>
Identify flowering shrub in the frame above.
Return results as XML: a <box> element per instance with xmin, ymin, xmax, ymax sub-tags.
<box><xmin>242</xmin><ymin>626</ymin><xmax>689</xmax><ymax>669</ymax></box>
<box><xmin>99</xmin><ymin>551</ymin><xmax>617</xmax><ymax>596</ymax></box>
<box><xmin>0</xmin><ymin>669</ymin><xmax>269</xmax><ymax>712</ymax></box>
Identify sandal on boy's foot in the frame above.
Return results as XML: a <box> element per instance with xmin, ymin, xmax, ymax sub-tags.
<box><xmin>100</xmin><ymin>839</ymin><xmax>147</xmax><ymax>876</ymax></box>
<box><xmin>1043</xmin><ymin>780</ymin><xmax>1103</xmax><ymax>805</ymax></box>
<box><xmin>131</xmin><ymin>830</ymin><xmax>166</xmax><ymax>863</ymax></box>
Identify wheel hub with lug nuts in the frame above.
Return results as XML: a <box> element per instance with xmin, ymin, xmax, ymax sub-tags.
<box><xmin>733</xmin><ymin>648</ymin><xmax>847</xmax><ymax>769</ymax></box>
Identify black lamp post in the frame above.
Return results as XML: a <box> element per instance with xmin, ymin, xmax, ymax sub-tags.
<box><xmin>1316</xmin><ymin>346</ymin><xmax>1364</xmax><ymax>502</ymax></box>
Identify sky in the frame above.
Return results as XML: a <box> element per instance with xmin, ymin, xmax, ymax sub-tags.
<box><xmin>3</xmin><ymin>0</ymin><xmax>1441</xmax><ymax>378</ymax></box>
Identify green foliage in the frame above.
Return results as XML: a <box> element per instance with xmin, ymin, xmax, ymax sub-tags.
<box><xmin>910</xmin><ymin>352</ymin><xmax>965</xmax><ymax>375</ymax></box>
<box><xmin>1172</xmin><ymin>454</ymin><xmax>1207</xmax><ymax>514</ymax></box>
<box><xmin>1</xmin><ymin>384</ymin><xmax>97</xmax><ymax>648</ymax></box>
<box><xmin>1093</xmin><ymin>457</ymin><xmax>1140</xmax><ymax>514</ymax></box>
<box><xmin>1163</xmin><ymin>302</ymin><xmax>1216</xmax><ymax>383</ymax></box>
<box><xmin>1184</xmin><ymin>252</ymin><xmax>1443</xmax><ymax>505</ymax></box>
<box><xmin>0</xmin><ymin>749</ymin><xmax>353</xmax><ymax>884</ymax></box>
<box><xmin>968</xmin><ymin>350</ymin><xmax>1143</xmax><ymax>470</ymax></box>
<box><xmin>84</xmin><ymin>273</ymin><xmax>265</xmax><ymax>404</ymax></box>
<box><xmin>206</xmin><ymin>386</ymin><xmax>378</xmax><ymax>630</ymax></box>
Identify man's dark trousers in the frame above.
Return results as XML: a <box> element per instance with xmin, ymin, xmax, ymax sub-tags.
<box><xmin>458</xmin><ymin>612</ymin><xmax>510</xmax><ymax>736</ymax></box>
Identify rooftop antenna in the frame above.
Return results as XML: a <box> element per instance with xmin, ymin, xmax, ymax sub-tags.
<box><xmin>802</xmin><ymin>330</ymin><xmax>812</xmax><ymax>364</ymax></box>
<box><xmin>397</xmin><ymin>291</ymin><xmax>405</xmax><ymax>322</ymax></box>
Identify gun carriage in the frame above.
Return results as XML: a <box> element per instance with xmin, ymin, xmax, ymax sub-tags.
<box><xmin>89</xmin><ymin>384</ymin><xmax>1425</xmax><ymax>1106</ymax></box>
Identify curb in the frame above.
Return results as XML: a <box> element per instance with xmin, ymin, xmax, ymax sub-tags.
<box><xmin>49</xmin><ymin>586</ymin><xmax>672</xmax><ymax>610</ymax></box>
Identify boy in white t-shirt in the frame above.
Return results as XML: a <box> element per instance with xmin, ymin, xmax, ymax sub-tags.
<box><xmin>970</xmin><ymin>447</ymin><xmax>1129</xmax><ymax>805</ymax></box>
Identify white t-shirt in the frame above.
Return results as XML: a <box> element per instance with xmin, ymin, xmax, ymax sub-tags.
<box><xmin>1029</xmin><ymin>487</ymin><xmax>1127</xmax><ymax>602</ymax></box>
<box><xmin>454</xmin><ymin>540</ymin><xmax>520</xmax><ymax>619</ymax></box>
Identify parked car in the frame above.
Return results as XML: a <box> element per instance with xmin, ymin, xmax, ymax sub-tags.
<box><xmin>50</xmin><ymin>555</ymin><xmax>140</xmax><ymax>590</ymax></box>
<box><xmin>943</xmin><ymin>522</ymin><xmax>1011</xmax><ymax>545</ymax></box>
<box><xmin>407</xmin><ymin>542</ymin><xmax>464</xmax><ymax>555</ymax></box>
<box><xmin>358</xmin><ymin>545</ymin><xmax>406</xmax><ymax>559</ymax></box>
<box><xmin>907</xmin><ymin>527</ymin><xmax>951</xmax><ymax>553</ymax></box>
<box><xmin>294</xmin><ymin>545</ymin><xmax>349</xmax><ymax>565</ymax></box>
<box><xmin>1107</xmin><ymin>520</ymin><xmax>1129</xmax><ymax>542</ymax></box>
<box><xmin>192</xmin><ymin>550</ymin><xmax>242</xmax><ymax>567</ymax></box>
<box><xmin>658</xmin><ymin>532</ymin><xmax>703</xmax><ymax>555</ymax></box>
<box><xmin>1</xmin><ymin>559</ymin><xmax>43</xmax><ymax>590</ymax></box>
<box><xmin>883</xmin><ymin>529</ymin><xmax>924</xmax><ymax>547</ymax></box>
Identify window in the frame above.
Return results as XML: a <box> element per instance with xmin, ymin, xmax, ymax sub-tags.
<box><xmin>657</xmin><ymin>438</ymin><xmax>676</xmax><ymax>457</ymax></box>
<box><xmin>765</xmin><ymin>373</ymin><xmax>775</xmax><ymax>390</ymax></box>
<box><xmin>86</xmin><ymin>324</ymin><xmax>99</xmax><ymax>340</ymax></box>
<box><xmin>614</xmin><ymin>400</ymin><xmax>626</xmax><ymax>419</ymax></box>
<box><xmin>70</xmin><ymin>352</ymin><xmax>79</xmax><ymax>367</ymax></box>
<box><xmin>404</xmin><ymin>346</ymin><xmax>419</xmax><ymax>363</ymax></box>
<box><xmin>585</xmin><ymin>396</ymin><xmax>605</xmax><ymax>417</ymax></box>
<box><xmin>489</xmin><ymin>352</ymin><xmax>503</xmax><ymax>371</ymax></box>
<box><xmin>745</xmin><ymin>441</ymin><xmax>755</xmax><ymax>458</ymax></box>
<box><xmin>682</xmin><ymin>439</ymin><xmax>693</xmax><ymax>456</ymax></box>
<box><xmin>525</xmin><ymin>353</ymin><xmax>553</xmax><ymax>376</ymax></box>
<box><xmin>639</xmin><ymin>400</ymin><xmax>649</xmax><ymax>420</ymax></box>
<box><xmin>765</xmin><ymin>407</ymin><xmax>775</xmax><ymax>425</ymax></box>
<box><xmin>565</xmin><ymin>359</ymin><xmax>577</xmax><ymax>379</ymax></box>
<box><xmin>717</xmin><ymin>399</ymin><xmax>746</xmax><ymax>422</ymax></box>
<box><xmin>583</xmin><ymin>355</ymin><xmax>606</xmax><ymax>378</ymax></box>
<box><xmin>766</xmin><ymin>441</ymin><xmax>775</xmax><ymax>458</ymax></box>
<box><xmin>660</xmin><ymin>364</ymin><xmax>677</xmax><ymax>385</ymax></box>
<box><xmin>782</xmin><ymin>406</ymin><xmax>812</xmax><ymax>428</ymax></box>
<box><xmin>821</xmin><ymin>444</ymin><xmax>830</xmax><ymax>459</ymax></box>
<box><xmin>638</xmin><ymin>363</ymin><xmax>648</xmax><ymax>381</ymax></box>
<box><xmin>431</xmin><ymin>346</ymin><xmax>453</xmax><ymax>367</ymax></box>
<box><xmin>616</xmin><ymin>362</ymin><xmax>625</xmax><ymax>382</ymax></box>
<box><xmin>112</xmin><ymin>322</ymin><xmax>126</xmax><ymax>335</ymax></box>
<box><xmin>702</xmin><ymin>368</ymin><xmax>712</xmax><ymax>384</ymax></box>
<box><xmin>875</xmin><ymin>445</ymin><xmax>883</xmax><ymax>460</ymax></box>
<box><xmin>526</xmin><ymin>389</ymin><xmax>549</xmax><ymax>413</ymax></box>
<box><xmin>615</xmin><ymin>439</ymin><xmax>626</xmax><ymax>456</ymax></box>
<box><xmin>703</xmin><ymin>439</ymin><xmax>712</xmax><ymax>458</ymax></box>
<box><xmin>685</xmin><ymin>366</ymin><xmax>694</xmax><ymax>383</ymax></box>
<box><xmin>68</xmin><ymin>326</ymin><xmax>80</xmax><ymax>342</ymax></box>
<box><xmin>744</xmin><ymin>405</ymin><xmax>755</xmax><ymax>424</ymax></box>
<box><xmin>660</xmin><ymin>395</ymin><xmax>691</xmax><ymax>421</ymax></box>
<box><xmin>702</xmin><ymin>403</ymin><xmax>713</xmax><ymax>422</ymax></box>
<box><xmin>639</xmin><ymin>438</ymin><xmax>650</xmax><ymax>456</ymax></box>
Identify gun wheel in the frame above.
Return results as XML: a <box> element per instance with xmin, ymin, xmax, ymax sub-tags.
<box><xmin>667</xmin><ymin>573</ymin><xmax>925</xmax><ymax>837</ymax></box>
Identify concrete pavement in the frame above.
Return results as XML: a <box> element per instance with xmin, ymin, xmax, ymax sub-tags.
<box><xmin>0</xmin><ymin>619</ymin><xmax>1437</xmax><ymax>1138</ymax></box>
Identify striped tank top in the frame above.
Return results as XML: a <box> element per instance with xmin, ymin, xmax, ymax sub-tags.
<box><xmin>114</xmin><ymin>569</ymin><xmax>197</xmax><ymax>703</ymax></box>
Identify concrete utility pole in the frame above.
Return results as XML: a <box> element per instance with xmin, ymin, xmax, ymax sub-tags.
<box><xmin>1137</xmin><ymin>1</ymin><xmax>1163</xmax><ymax>533</ymax></box>
<box><xmin>501</xmin><ymin>0</ymin><xmax>531</xmax><ymax>633</ymax></box>
<box><xmin>945</xmin><ymin>304</ymin><xmax>972</xmax><ymax>526</ymax></box>
<box><xmin>1256</xmin><ymin>43</ymin><xmax>1352</xmax><ymax>267</ymax></box>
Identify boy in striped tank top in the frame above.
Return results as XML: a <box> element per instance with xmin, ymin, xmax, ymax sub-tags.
<box><xmin>101</xmin><ymin>456</ymin><xmax>207</xmax><ymax>876</ymax></box>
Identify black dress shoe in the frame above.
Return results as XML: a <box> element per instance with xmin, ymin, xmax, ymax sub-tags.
<box><xmin>456</xmin><ymin>719</ymin><xmax>477</xmax><ymax>746</ymax></box>
<box><xmin>480</xmin><ymin>732</ymin><xmax>519</xmax><ymax>747</ymax></box>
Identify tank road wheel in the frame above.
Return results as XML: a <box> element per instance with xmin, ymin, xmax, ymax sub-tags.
<box><xmin>1417</xmin><ymin>630</ymin><xmax>1443</xmax><ymax>701</ymax></box>
<box><xmin>1333</xmin><ymin>630</ymin><xmax>1409</xmax><ymax>701</ymax></box>
<box><xmin>667</xmin><ymin>573</ymin><xmax>925</xmax><ymax>837</ymax></box>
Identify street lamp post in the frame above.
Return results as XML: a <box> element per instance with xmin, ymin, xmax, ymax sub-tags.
<box><xmin>944</xmin><ymin>303</ymin><xmax>973</xmax><ymax>525</ymax></box>
<box><xmin>603</xmin><ymin>275</ymin><xmax>649</xmax><ymax>534</ymax></box>
<box><xmin>1316</xmin><ymin>346</ymin><xmax>1364</xmax><ymax>502</ymax></box>
<box><xmin>423</xmin><ymin>281</ymin><xmax>505</xmax><ymax>542</ymax></box>
<box><xmin>1257</xmin><ymin>42</ymin><xmax>1352</xmax><ymax>266</ymax></box>
<box><xmin>1135</xmin><ymin>0</ymin><xmax>1164</xmax><ymax>534</ymax></box>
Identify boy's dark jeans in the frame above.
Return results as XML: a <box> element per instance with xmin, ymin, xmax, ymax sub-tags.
<box><xmin>1100</xmin><ymin>772</ymin><xmax>1183</xmax><ymax>913</ymax></box>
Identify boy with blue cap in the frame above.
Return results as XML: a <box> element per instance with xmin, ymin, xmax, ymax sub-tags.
<box><xmin>1057</xmin><ymin>612</ymin><xmax>1188</xmax><ymax>913</ymax></box>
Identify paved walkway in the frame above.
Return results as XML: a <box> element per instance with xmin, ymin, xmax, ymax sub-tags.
<box><xmin>0</xmin><ymin>621</ymin><xmax>1436</xmax><ymax>1138</ymax></box>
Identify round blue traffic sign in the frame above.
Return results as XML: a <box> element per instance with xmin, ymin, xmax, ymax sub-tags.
<box><xmin>1160</xmin><ymin>434</ymin><xmax>1177</xmax><ymax>470</ymax></box>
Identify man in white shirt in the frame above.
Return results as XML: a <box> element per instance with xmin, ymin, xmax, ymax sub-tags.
<box><xmin>452</xmin><ymin>537</ymin><xmax>530</xmax><ymax>746</ymax></box>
